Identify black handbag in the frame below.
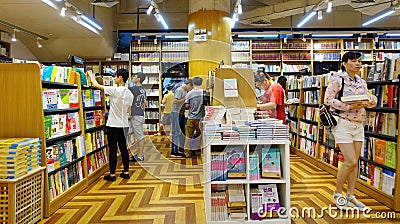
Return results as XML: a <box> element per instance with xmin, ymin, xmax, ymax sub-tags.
<box><xmin>319</xmin><ymin>78</ymin><xmax>344</xmax><ymax>127</ymax></box>
<box><xmin>319</xmin><ymin>104</ymin><xmax>337</xmax><ymax>127</ymax></box>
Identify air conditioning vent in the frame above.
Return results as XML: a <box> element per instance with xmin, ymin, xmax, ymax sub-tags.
<box><xmin>91</xmin><ymin>0</ymin><xmax>119</xmax><ymax>7</ymax></box>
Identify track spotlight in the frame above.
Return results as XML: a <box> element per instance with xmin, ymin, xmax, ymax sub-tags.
<box><xmin>37</xmin><ymin>37</ymin><xmax>42</xmax><ymax>48</ymax></box>
<box><xmin>11</xmin><ymin>29</ymin><xmax>17</xmax><ymax>42</ymax></box>
<box><xmin>147</xmin><ymin>4</ymin><xmax>154</xmax><ymax>15</ymax></box>
<box><xmin>326</xmin><ymin>1</ymin><xmax>332</xmax><ymax>13</ymax></box>
<box><xmin>318</xmin><ymin>10</ymin><xmax>323</xmax><ymax>20</ymax></box>
<box><xmin>60</xmin><ymin>7</ymin><xmax>67</xmax><ymax>17</ymax></box>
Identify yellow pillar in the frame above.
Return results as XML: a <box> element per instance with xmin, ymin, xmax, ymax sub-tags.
<box><xmin>188</xmin><ymin>0</ymin><xmax>232</xmax><ymax>84</ymax></box>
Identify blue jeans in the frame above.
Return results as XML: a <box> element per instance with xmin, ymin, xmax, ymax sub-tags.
<box><xmin>171</xmin><ymin>112</ymin><xmax>186</xmax><ymax>153</ymax></box>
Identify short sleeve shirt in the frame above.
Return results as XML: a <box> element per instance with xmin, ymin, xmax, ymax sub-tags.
<box><xmin>129</xmin><ymin>86</ymin><xmax>147</xmax><ymax>116</ymax></box>
<box><xmin>104</xmin><ymin>86</ymin><xmax>134</xmax><ymax>127</ymax></box>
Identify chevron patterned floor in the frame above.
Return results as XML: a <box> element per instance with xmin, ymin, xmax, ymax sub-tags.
<box><xmin>39</xmin><ymin>136</ymin><xmax>400</xmax><ymax>224</ymax></box>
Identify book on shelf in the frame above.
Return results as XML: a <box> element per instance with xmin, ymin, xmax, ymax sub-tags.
<box><xmin>227</xmin><ymin>184</ymin><xmax>246</xmax><ymax>207</ymax></box>
<box><xmin>385</xmin><ymin>142</ymin><xmax>397</xmax><ymax>169</ymax></box>
<box><xmin>258</xmin><ymin>184</ymin><xmax>281</xmax><ymax>213</ymax></box>
<box><xmin>374</xmin><ymin>139</ymin><xmax>386</xmax><ymax>165</ymax></box>
<box><xmin>225</xmin><ymin>146</ymin><xmax>246</xmax><ymax>178</ymax></box>
<box><xmin>261</xmin><ymin>147</ymin><xmax>281</xmax><ymax>178</ymax></box>
<box><xmin>250</xmin><ymin>188</ymin><xmax>263</xmax><ymax>220</ymax></box>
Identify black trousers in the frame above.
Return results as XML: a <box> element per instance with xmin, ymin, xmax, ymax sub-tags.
<box><xmin>107</xmin><ymin>127</ymin><xmax>129</xmax><ymax>174</ymax></box>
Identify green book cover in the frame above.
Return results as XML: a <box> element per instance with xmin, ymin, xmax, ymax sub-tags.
<box><xmin>44</xmin><ymin>115</ymin><xmax>52</xmax><ymax>139</ymax></box>
<box><xmin>56</xmin><ymin>141</ymin><xmax>67</xmax><ymax>167</ymax></box>
<box><xmin>261</xmin><ymin>147</ymin><xmax>281</xmax><ymax>178</ymax></box>
<box><xmin>385</xmin><ymin>142</ymin><xmax>397</xmax><ymax>169</ymax></box>
<box><xmin>59</xmin><ymin>89</ymin><xmax>70</xmax><ymax>109</ymax></box>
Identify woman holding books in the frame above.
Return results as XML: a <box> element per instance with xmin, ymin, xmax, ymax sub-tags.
<box><xmin>324</xmin><ymin>51</ymin><xmax>377</xmax><ymax>211</ymax></box>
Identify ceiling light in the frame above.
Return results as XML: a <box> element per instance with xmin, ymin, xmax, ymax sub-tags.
<box><xmin>165</xmin><ymin>35</ymin><xmax>188</xmax><ymax>39</ymax></box>
<box><xmin>154</xmin><ymin>13</ymin><xmax>161</xmax><ymax>21</ymax></box>
<box><xmin>81</xmin><ymin>14</ymin><xmax>103</xmax><ymax>30</ymax></box>
<box><xmin>312</xmin><ymin>34</ymin><xmax>353</xmax><ymax>37</ymax></box>
<box><xmin>37</xmin><ymin>38</ymin><xmax>42</xmax><ymax>48</ymax></box>
<box><xmin>362</xmin><ymin>6</ymin><xmax>396</xmax><ymax>26</ymax></box>
<box><xmin>326</xmin><ymin>1</ymin><xmax>332</xmax><ymax>13</ymax></box>
<box><xmin>11</xmin><ymin>30</ymin><xmax>17</xmax><ymax>42</ymax></box>
<box><xmin>237</xmin><ymin>2</ymin><xmax>242</xmax><ymax>15</ymax></box>
<box><xmin>158</xmin><ymin>14</ymin><xmax>169</xmax><ymax>29</ymax></box>
<box><xmin>60</xmin><ymin>7</ymin><xmax>67</xmax><ymax>17</ymax></box>
<box><xmin>318</xmin><ymin>10</ymin><xmax>323</xmax><ymax>20</ymax></box>
<box><xmin>297</xmin><ymin>10</ymin><xmax>317</xmax><ymax>28</ymax></box>
<box><xmin>237</xmin><ymin>34</ymin><xmax>278</xmax><ymax>38</ymax></box>
<box><xmin>147</xmin><ymin>5</ymin><xmax>154</xmax><ymax>15</ymax></box>
<box><xmin>233</xmin><ymin>13</ymin><xmax>239</xmax><ymax>22</ymax></box>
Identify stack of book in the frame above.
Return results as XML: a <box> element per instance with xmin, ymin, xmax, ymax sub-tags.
<box><xmin>227</xmin><ymin>184</ymin><xmax>247</xmax><ymax>221</ymax></box>
<box><xmin>203</xmin><ymin>122</ymin><xmax>223</xmax><ymax>140</ymax></box>
<box><xmin>0</xmin><ymin>138</ymin><xmax>41</xmax><ymax>179</ymax></box>
<box><xmin>222</xmin><ymin>130</ymin><xmax>240</xmax><ymax>141</ymax></box>
<box><xmin>241</xmin><ymin>107</ymin><xmax>256</xmax><ymax>121</ymax></box>
<box><xmin>237</xmin><ymin>126</ymin><xmax>256</xmax><ymax>139</ymax></box>
<box><xmin>204</xmin><ymin>106</ymin><xmax>226</xmax><ymax>122</ymax></box>
<box><xmin>246</xmin><ymin>119</ymin><xmax>289</xmax><ymax>140</ymax></box>
<box><xmin>254</xmin><ymin>111</ymin><xmax>270</xmax><ymax>119</ymax></box>
<box><xmin>226</xmin><ymin>108</ymin><xmax>241</xmax><ymax>123</ymax></box>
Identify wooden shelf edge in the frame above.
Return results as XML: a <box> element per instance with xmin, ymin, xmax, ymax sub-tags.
<box><xmin>293</xmin><ymin>149</ymin><xmax>318</xmax><ymax>166</ymax></box>
<box><xmin>87</xmin><ymin>163</ymin><xmax>109</xmax><ymax>185</ymax></box>
<box><xmin>48</xmin><ymin>179</ymin><xmax>88</xmax><ymax>216</ymax></box>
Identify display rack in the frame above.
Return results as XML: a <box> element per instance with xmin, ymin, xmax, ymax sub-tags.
<box><xmin>203</xmin><ymin>137</ymin><xmax>291</xmax><ymax>224</ymax></box>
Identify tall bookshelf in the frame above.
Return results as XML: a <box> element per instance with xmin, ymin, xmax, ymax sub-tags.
<box><xmin>131</xmin><ymin>40</ymin><xmax>161</xmax><ymax>134</ymax></box>
<box><xmin>0</xmin><ymin>63</ymin><xmax>110</xmax><ymax>216</ymax></box>
<box><xmin>130</xmin><ymin>39</ymin><xmax>189</xmax><ymax>134</ymax></box>
<box><xmin>286</xmin><ymin>66</ymin><xmax>400</xmax><ymax>211</ymax></box>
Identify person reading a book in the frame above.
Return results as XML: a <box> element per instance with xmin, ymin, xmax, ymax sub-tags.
<box><xmin>88</xmin><ymin>69</ymin><xmax>134</xmax><ymax>181</ymax></box>
<box><xmin>324</xmin><ymin>51</ymin><xmax>377</xmax><ymax>211</ymax></box>
<box><xmin>255</xmin><ymin>71</ymin><xmax>286</xmax><ymax>124</ymax></box>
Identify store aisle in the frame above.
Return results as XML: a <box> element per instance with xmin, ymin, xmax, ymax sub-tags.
<box><xmin>40</xmin><ymin>136</ymin><xmax>399</xmax><ymax>224</ymax></box>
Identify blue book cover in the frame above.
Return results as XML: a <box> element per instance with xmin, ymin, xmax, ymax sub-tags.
<box><xmin>225</xmin><ymin>146</ymin><xmax>246</xmax><ymax>178</ymax></box>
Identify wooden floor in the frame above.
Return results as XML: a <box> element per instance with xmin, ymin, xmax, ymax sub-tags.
<box><xmin>39</xmin><ymin>136</ymin><xmax>400</xmax><ymax>224</ymax></box>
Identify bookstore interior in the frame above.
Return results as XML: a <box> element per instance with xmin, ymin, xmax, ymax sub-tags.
<box><xmin>1</xmin><ymin>0</ymin><xmax>400</xmax><ymax>223</ymax></box>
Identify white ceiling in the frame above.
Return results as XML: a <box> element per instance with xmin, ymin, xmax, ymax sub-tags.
<box><xmin>0</xmin><ymin>0</ymin><xmax>399</xmax><ymax>61</ymax></box>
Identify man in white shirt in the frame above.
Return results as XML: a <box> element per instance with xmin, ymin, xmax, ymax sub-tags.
<box><xmin>88</xmin><ymin>69</ymin><xmax>134</xmax><ymax>181</ymax></box>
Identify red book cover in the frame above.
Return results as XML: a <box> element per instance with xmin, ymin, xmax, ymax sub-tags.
<box><xmin>387</xmin><ymin>85</ymin><xmax>393</xmax><ymax>108</ymax></box>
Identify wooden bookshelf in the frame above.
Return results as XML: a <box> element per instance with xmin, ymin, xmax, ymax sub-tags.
<box><xmin>286</xmin><ymin>73</ymin><xmax>400</xmax><ymax>211</ymax></box>
<box><xmin>0</xmin><ymin>63</ymin><xmax>111</xmax><ymax>216</ymax></box>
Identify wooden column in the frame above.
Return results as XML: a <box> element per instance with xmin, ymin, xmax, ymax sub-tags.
<box><xmin>188</xmin><ymin>0</ymin><xmax>231</xmax><ymax>84</ymax></box>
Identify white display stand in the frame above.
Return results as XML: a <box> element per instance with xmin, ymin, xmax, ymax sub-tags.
<box><xmin>203</xmin><ymin>137</ymin><xmax>291</xmax><ymax>224</ymax></box>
